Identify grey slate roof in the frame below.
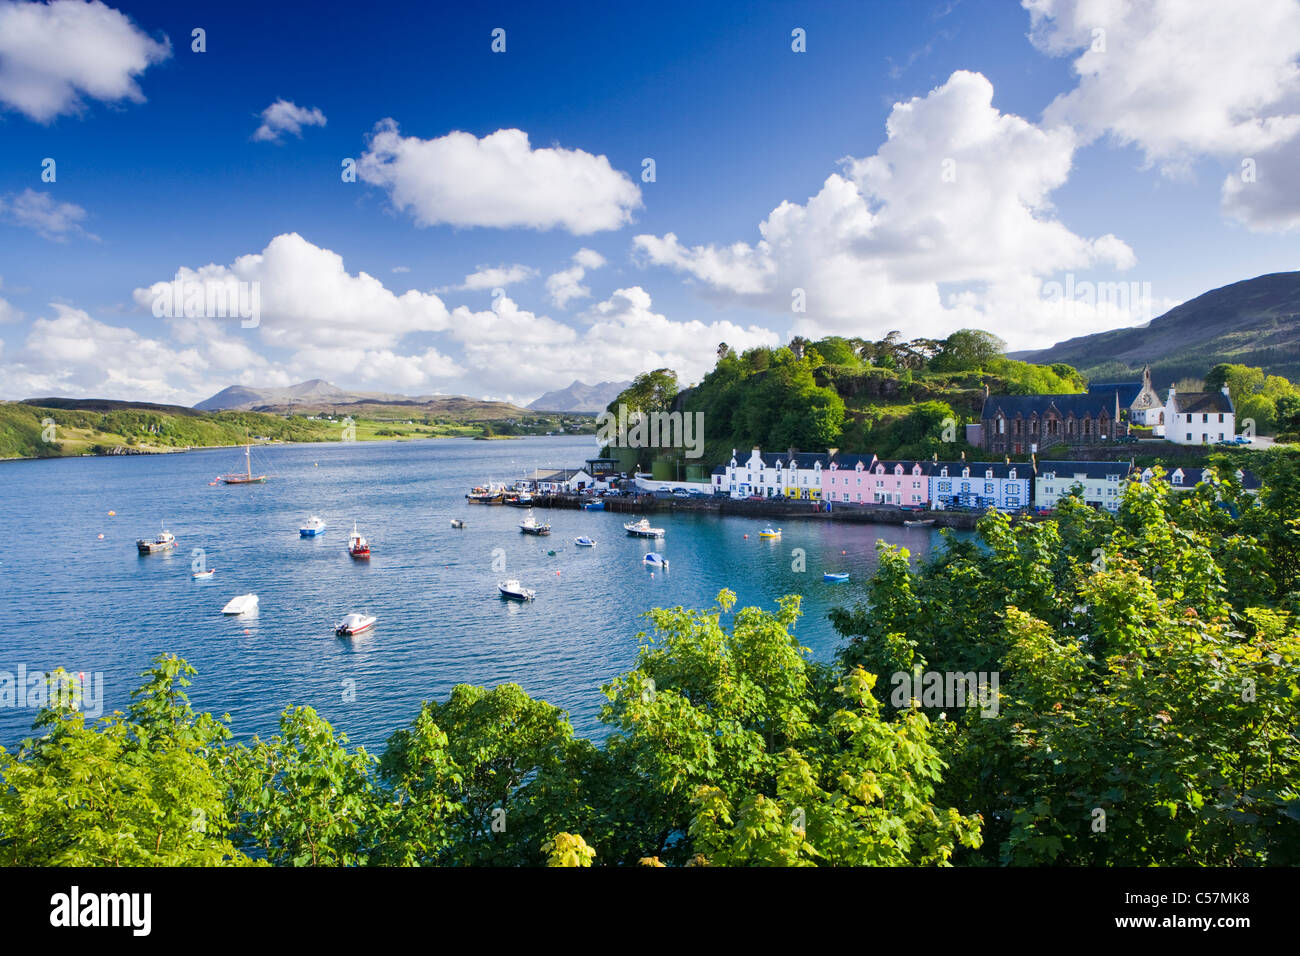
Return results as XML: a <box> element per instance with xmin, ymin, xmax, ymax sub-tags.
<box><xmin>1170</xmin><ymin>390</ymin><xmax>1234</xmax><ymax>414</ymax></box>
<box><xmin>1036</xmin><ymin>460</ymin><xmax>1131</xmax><ymax>480</ymax></box>
<box><xmin>981</xmin><ymin>392</ymin><xmax>1118</xmax><ymax>420</ymax></box>
<box><xmin>1089</xmin><ymin>382</ymin><xmax>1143</xmax><ymax>408</ymax></box>
<box><xmin>927</xmin><ymin>460</ymin><xmax>1033</xmax><ymax>479</ymax></box>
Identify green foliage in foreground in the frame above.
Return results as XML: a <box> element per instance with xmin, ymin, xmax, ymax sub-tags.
<box><xmin>3</xmin><ymin>453</ymin><xmax>1299</xmax><ymax>866</ymax></box>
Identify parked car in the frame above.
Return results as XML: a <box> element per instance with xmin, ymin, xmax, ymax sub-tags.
<box><xmin>1233</xmin><ymin>435</ymin><xmax>1253</xmax><ymax>445</ymax></box>
<box><xmin>1216</xmin><ymin>438</ymin><xmax>1237</xmax><ymax>445</ymax></box>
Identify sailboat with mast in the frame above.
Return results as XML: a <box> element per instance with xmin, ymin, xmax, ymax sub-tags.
<box><xmin>219</xmin><ymin>443</ymin><xmax>268</xmax><ymax>485</ymax></box>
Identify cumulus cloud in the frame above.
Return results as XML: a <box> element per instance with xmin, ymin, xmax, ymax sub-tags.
<box><xmin>132</xmin><ymin>232</ymin><xmax>453</xmax><ymax>352</ymax></box>
<box><xmin>252</xmin><ymin>98</ymin><xmax>327</xmax><ymax>143</ymax></box>
<box><xmin>358</xmin><ymin>121</ymin><xmax>642</xmax><ymax>234</ymax></box>
<box><xmin>1026</xmin><ymin>0</ymin><xmax>1300</xmax><ymax>180</ymax></box>
<box><xmin>440</xmin><ymin>263</ymin><xmax>539</xmax><ymax>292</ymax></box>
<box><xmin>635</xmin><ymin>70</ymin><xmax>1135</xmax><ymax>349</ymax></box>
<box><xmin>544</xmin><ymin>248</ymin><xmax>606</xmax><ymax>307</ymax></box>
<box><xmin>0</xmin><ymin>0</ymin><xmax>170</xmax><ymax>123</ymax></box>
<box><xmin>445</xmin><ymin>287</ymin><xmax>779</xmax><ymax>400</ymax></box>
<box><xmin>0</xmin><ymin>189</ymin><xmax>95</xmax><ymax>240</ymax></box>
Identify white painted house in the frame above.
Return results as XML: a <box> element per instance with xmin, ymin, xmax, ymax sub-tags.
<box><xmin>716</xmin><ymin>448</ymin><xmax>828</xmax><ymax>499</ymax></box>
<box><xmin>1160</xmin><ymin>385</ymin><xmax>1235</xmax><ymax>444</ymax></box>
<box><xmin>1034</xmin><ymin>460</ymin><xmax>1131</xmax><ymax>513</ymax></box>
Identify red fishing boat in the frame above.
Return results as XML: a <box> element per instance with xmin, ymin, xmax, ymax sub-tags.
<box><xmin>347</xmin><ymin>522</ymin><xmax>371</xmax><ymax>559</ymax></box>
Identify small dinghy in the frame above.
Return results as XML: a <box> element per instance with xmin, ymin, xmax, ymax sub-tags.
<box><xmin>335</xmin><ymin>612</ymin><xmax>376</xmax><ymax>637</ymax></box>
<box><xmin>758</xmin><ymin>527</ymin><xmax>782</xmax><ymax>539</ymax></box>
<box><xmin>823</xmin><ymin>572</ymin><xmax>850</xmax><ymax>583</ymax></box>
<box><xmin>300</xmin><ymin>515</ymin><xmax>327</xmax><ymax>537</ymax></box>
<box><xmin>192</xmin><ymin>568</ymin><xmax>216</xmax><ymax>580</ymax></box>
<box><xmin>903</xmin><ymin>518</ymin><xmax>936</xmax><ymax>527</ymax></box>
<box><xmin>450</xmin><ymin>519</ymin><xmax>465</xmax><ymax>529</ymax></box>
<box><xmin>498</xmin><ymin>579</ymin><xmax>536</xmax><ymax>601</ymax></box>
<box><xmin>574</xmin><ymin>536</ymin><xmax>596</xmax><ymax>547</ymax></box>
<box><xmin>221</xmin><ymin>593</ymin><xmax>259</xmax><ymax>615</ymax></box>
<box><xmin>643</xmin><ymin>552</ymin><xmax>670</xmax><ymax>570</ymax></box>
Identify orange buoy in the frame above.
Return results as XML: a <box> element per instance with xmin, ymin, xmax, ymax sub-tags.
<box><xmin>107</xmin><ymin>511</ymin><xmax>116</xmax><ymax>516</ymax></box>
<box><xmin>743</xmin><ymin>534</ymin><xmax>749</xmax><ymax>539</ymax></box>
<box><xmin>97</xmin><ymin>533</ymin><xmax>104</xmax><ymax>539</ymax></box>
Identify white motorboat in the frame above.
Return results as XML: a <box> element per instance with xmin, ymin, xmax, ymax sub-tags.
<box><xmin>498</xmin><ymin>579</ymin><xmax>536</xmax><ymax>601</ymax></box>
<box><xmin>519</xmin><ymin>513</ymin><xmax>552</xmax><ymax>536</ymax></box>
<box><xmin>192</xmin><ymin>568</ymin><xmax>216</xmax><ymax>580</ymax></box>
<box><xmin>450</xmin><ymin>519</ymin><xmax>465</xmax><ymax>528</ymax></box>
<box><xmin>574</xmin><ymin>536</ymin><xmax>596</xmax><ymax>547</ymax></box>
<box><xmin>221</xmin><ymin>593</ymin><xmax>259</xmax><ymax>615</ymax></box>
<box><xmin>335</xmin><ymin>612</ymin><xmax>376</xmax><ymax>636</ymax></box>
<box><xmin>624</xmin><ymin>517</ymin><xmax>665</xmax><ymax>538</ymax></box>
<box><xmin>300</xmin><ymin>515</ymin><xmax>327</xmax><ymax>537</ymax></box>
<box><xmin>643</xmin><ymin>552</ymin><xmax>670</xmax><ymax>570</ymax></box>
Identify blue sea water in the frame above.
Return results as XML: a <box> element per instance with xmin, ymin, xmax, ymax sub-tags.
<box><xmin>0</xmin><ymin>436</ymin><xmax>955</xmax><ymax>752</ymax></box>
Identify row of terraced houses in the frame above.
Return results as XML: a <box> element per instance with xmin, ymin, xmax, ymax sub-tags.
<box><xmin>711</xmin><ymin>449</ymin><xmax>1257</xmax><ymax>513</ymax></box>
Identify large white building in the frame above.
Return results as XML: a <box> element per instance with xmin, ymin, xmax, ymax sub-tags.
<box><xmin>1160</xmin><ymin>385</ymin><xmax>1235</xmax><ymax>444</ymax></box>
<box><xmin>927</xmin><ymin>460</ymin><xmax>1032</xmax><ymax>512</ymax></box>
<box><xmin>1034</xmin><ymin>460</ymin><xmax>1131</xmax><ymax>513</ymax></box>
<box><xmin>715</xmin><ymin>448</ymin><xmax>828</xmax><ymax>499</ymax></box>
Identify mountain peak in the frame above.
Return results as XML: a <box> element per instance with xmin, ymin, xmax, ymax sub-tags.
<box><xmin>527</xmin><ymin>379</ymin><xmax>631</xmax><ymax>412</ymax></box>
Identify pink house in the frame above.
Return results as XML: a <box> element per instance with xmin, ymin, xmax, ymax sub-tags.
<box><xmin>822</xmin><ymin>455</ymin><xmax>929</xmax><ymax>507</ymax></box>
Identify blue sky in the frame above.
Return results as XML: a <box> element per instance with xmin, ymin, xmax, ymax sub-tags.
<box><xmin>1</xmin><ymin>0</ymin><xmax>1297</xmax><ymax>405</ymax></box>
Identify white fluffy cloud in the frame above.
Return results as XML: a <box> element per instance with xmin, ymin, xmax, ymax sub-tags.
<box><xmin>445</xmin><ymin>287</ymin><xmax>779</xmax><ymax>400</ymax></box>
<box><xmin>358</xmin><ymin>121</ymin><xmax>643</xmax><ymax>234</ymax></box>
<box><xmin>635</xmin><ymin>70</ymin><xmax>1135</xmax><ymax>348</ymax></box>
<box><xmin>0</xmin><ymin>189</ymin><xmax>95</xmax><ymax>240</ymax></box>
<box><xmin>545</xmin><ymin>248</ymin><xmax>606</xmax><ymax>307</ymax></box>
<box><xmin>133</xmin><ymin>233</ymin><xmax>454</xmax><ymax>353</ymax></box>
<box><xmin>441</xmin><ymin>263</ymin><xmax>539</xmax><ymax>292</ymax></box>
<box><xmin>0</xmin><ymin>0</ymin><xmax>170</xmax><ymax>123</ymax></box>
<box><xmin>252</xmin><ymin>98</ymin><xmax>327</xmax><ymax>143</ymax></box>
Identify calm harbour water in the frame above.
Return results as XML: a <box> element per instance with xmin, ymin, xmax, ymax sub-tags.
<box><xmin>0</xmin><ymin>436</ymin><xmax>955</xmax><ymax>752</ymax></box>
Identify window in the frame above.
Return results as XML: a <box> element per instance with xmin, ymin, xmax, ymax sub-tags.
<box><xmin>940</xmin><ymin>468</ymin><xmax>949</xmax><ymax>478</ymax></box>
<box><xmin>984</xmin><ymin>482</ymin><xmax>994</xmax><ymax>494</ymax></box>
<box><xmin>1218</xmin><ymin>413</ymin><xmax>1224</xmax><ymax>423</ymax></box>
<box><xmin>1186</xmin><ymin>434</ymin><xmax>1192</xmax><ymax>441</ymax></box>
<box><xmin>1186</xmin><ymin>414</ymin><xmax>1193</xmax><ymax>423</ymax></box>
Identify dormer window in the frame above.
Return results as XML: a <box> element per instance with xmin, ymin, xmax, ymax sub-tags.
<box><xmin>940</xmin><ymin>467</ymin><xmax>949</xmax><ymax>478</ymax></box>
<box><xmin>962</xmin><ymin>468</ymin><xmax>970</xmax><ymax>478</ymax></box>
<box><xmin>1009</xmin><ymin>469</ymin><xmax>1017</xmax><ymax>480</ymax></box>
<box><xmin>985</xmin><ymin>469</ymin><xmax>993</xmax><ymax>479</ymax></box>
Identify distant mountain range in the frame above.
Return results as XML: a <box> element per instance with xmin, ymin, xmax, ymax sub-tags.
<box><xmin>527</xmin><ymin>379</ymin><xmax>631</xmax><ymax>412</ymax></box>
<box><xmin>194</xmin><ymin>380</ymin><xmax>530</xmax><ymax>420</ymax></box>
<box><xmin>1013</xmin><ymin>272</ymin><xmax>1300</xmax><ymax>385</ymax></box>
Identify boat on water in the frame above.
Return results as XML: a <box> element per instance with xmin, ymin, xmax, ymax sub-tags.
<box><xmin>192</xmin><ymin>568</ymin><xmax>216</xmax><ymax>580</ymax></box>
<box><xmin>136</xmin><ymin>526</ymin><xmax>176</xmax><ymax>554</ymax></box>
<box><xmin>450</xmin><ymin>519</ymin><xmax>466</xmax><ymax>529</ymax></box>
<box><xmin>498</xmin><ymin>579</ymin><xmax>536</xmax><ymax>601</ymax></box>
<box><xmin>758</xmin><ymin>527</ymin><xmax>782</xmax><ymax>539</ymax></box>
<box><xmin>519</xmin><ymin>514</ymin><xmax>552</xmax><ymax>536</ymax></box>
<box><xmin>221</xmin><ymin>593</ymin><xmax>259</xmax><ymax>615</ymax></box>
<box><xmin>624</xmin><ymin>517</ymin><xmax>665</xmax><ymax>538</ymax></box>
<box><xmin>823</xmin><ymin>572</ymin><xmax>850</xmax><ymax>583</ymax></box>
<box><xmin>299</xmin><ymin>515</ymin><xmax>327</xmax><ymax>537</ymax></box>
<box><xmin>506</xmin><ymin>492</ymin><xmax>535</xmax><ymax>507</ymax></box>
<box><xmin>335</xmin><ymin>612</ymin><xmax>376</xmax><ymax>637</ymax></box>
<box><xmin>643</xmin><ymin>552</ymin><xmax>670</xmax><ymax>570</ymax></box>
<box><xmin>218</xmin><ymin>444</ymin><xmax>267</xmax><ymax>484</ymax></box>
<box><xmin>582</xmin><ymin>500</ymin><xmax>605</xmax><ymax>511</ymax></box>
<box><xmin>466</xmin><ymin>484</ymin><xmax>506</xmax><ymax>504</ymax></box>
<box><xmin>348</xmin><ymin>522</ymin><xmax>371</xmax><ymax>558</ymax></box>
<box><xmin>574</xmin><ymin>536</ymin><xmax>596</xmax><ymax>547</ymax></box>
<box><xmin>903</xmin><ymin>518</ymin><xmax>936</xmax><ymax>527</ymax></box>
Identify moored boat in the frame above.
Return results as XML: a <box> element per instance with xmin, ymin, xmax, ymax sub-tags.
<box><xmin>221</xmin><ymin>593</ymin><xmax>259</xmax><ymax>615</ymax></box>
<box><xmin>823</xmin><ymin>572</ymin><xmax>850</xmax><ymax>583</ymax></box>
<box><xmin>466</xmin><ymin>483</ymin><xmax>506</xmax><ymax>504</ymax></box>
<box><xmin>192</xmin><ymin>568</ymin><xmax>216</xmax><ymax>580</ymax></box>
<box><xmin>903</xmin><ymin>518</ymin><xmax>936</xmax><ymax>527</ymax></box>
<box><xmin>219</xmin><ymin>444</ymin><xmax>268</xmax><ymax>484</ymax></box>
<box><xmin>519</xmin><ymin>514</ymin><xmax>552</xmax><ymax>536</ymax></box>
<box><xmin>498</xmin><ymin>579</ymin><xmax>536</xmax><ymax>601</ymax></box>
<box><xmin>582</xmin><ymin>500</ymin><xmax>605</xmax><ymax>511</ymax></box>
<box><xmin>624</xmin><ymin>517</ymin><xmax>665</xmax><ymax>538</ymax></box>
<box><xmin>137</xmin><ymin>527</ymin><xmax>176</xmax><ymax>554</ymax></box>
<box><xmin>450</xmin><ymin>519</ymin><xmax>465</xmax><ymax>528</ymax></box>
<box><xmin>347</xmin><ymin>522</ymin><xmax>371</xmax><ymax>558</ymax></box>
<box><xmin>758</xmin><ymin>527</ymin><xmax>782</xmax><ymax>539</ymax></box>
<box><xmin>643</xmin><ymin>552</ymin><xmax>669</xmax><ymax>570</ymax></box>
<box><xmin>335</xmin><ymin>612</ymin><xmax>376</xmax><ymax>636</ymax></box>
<box><xmin>300</xmin><ymin>515</ymin><xmax>327</xmax><ymax>537</ymax></box>
<box><xmin>574</xmin><ymin>536</ymin><xmax>596</xmax><ymax>547</ymax></box>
